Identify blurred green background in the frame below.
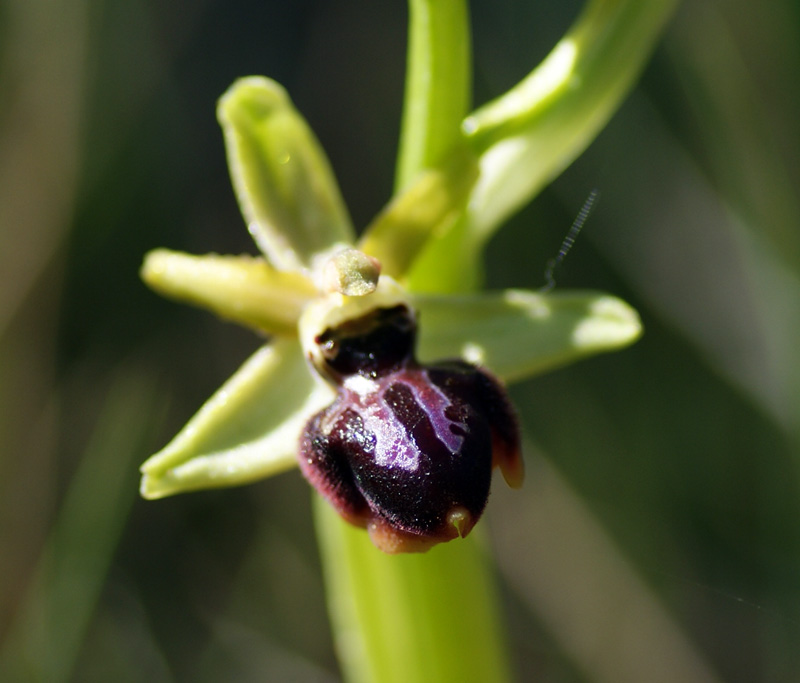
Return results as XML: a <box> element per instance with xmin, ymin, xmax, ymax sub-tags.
<box><xmin>2</xmin><ymin>1</ymin><xmax>800</xmax><ymax>681</ymax></box>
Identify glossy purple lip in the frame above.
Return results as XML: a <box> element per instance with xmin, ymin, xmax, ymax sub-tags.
<box><xmin>299</xmin><ymin>304</ymin><xmax>523</xmax><ymax>553</ymax></box>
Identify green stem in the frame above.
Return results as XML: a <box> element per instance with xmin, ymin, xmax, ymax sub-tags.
<box><xmin>315</xmin><ymin>2</ymin><xmax>515</xmax><ymax>682</ymax></box>
<box><xmin>394</xmin><ymin>0</ymin><xmax>471</xmax><ymax>192</ymax></box>
<box><xmin>314</xmin><ymin>0</ymin><xmax>678</xmax><ymax>679</ymax></box>
<box><xmin>315</xmin><ymin>499</ymin><xmax>512</xmax><ymax>683</ymax></box>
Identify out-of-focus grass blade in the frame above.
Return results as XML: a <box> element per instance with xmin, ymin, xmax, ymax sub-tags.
<box><xmin>491</xmin><ymin>453</ymin><xmax>723</xmax><ymax>683</ymax></box>
<box><xmin>0</xmin><ymin>370</ymin><xmax>165</xmax><ymax>683</ymax></box>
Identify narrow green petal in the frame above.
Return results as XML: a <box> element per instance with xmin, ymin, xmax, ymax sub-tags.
<box><xmin>415</xmin><ymin>289</ymin><xmax>642</xmax><ymax>383</ymax></box>
<box><xmin>140</xmin><ymin>339</ymin><xmax>333</xmax><ymax>499</ymax></box>
<box><xmin>217</xmin><ymin>76</ymin><xmax>354</xmax><ymax>271</ymax></box>
<box><xmin>141</xmin><ymin>249</ymin><xmax>317</xmax><ymax>335</ymax></box>
<box><xmin>359</xmin><ymin>146</ymin><xmax>478</xmax><ymax>280</ymax></box>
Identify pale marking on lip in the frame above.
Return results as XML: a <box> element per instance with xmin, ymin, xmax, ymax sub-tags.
<box><xmin>362</xmin><ymin>395</ymin><xmax>418</xmax><ymax>470</ymax></box>
<box><xmin>402</xmin><ymin>370</ymin><xmax>464</xmax><ymax>455</ymax></box>
<box><xmin>372</xmin><ymin>368</ymin><xmax>465</xmax><ymax>472</ymax></box>
<box><xmin>338</xmin><ymin>366</ymin><xmax>466</xmax><ymax>472</ymax></box>
<box><xmin>343</xmin><ymin>374</ymin><xmax>379</xmax><ymax>397</ymax></box>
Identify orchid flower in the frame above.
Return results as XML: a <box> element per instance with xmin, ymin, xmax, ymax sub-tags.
<box><xmin>138</xmin><ymin>0</ymin><xmax>675</xmax><ymax>679</ymax></box>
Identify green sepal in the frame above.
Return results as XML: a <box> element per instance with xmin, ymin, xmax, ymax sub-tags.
<box><xmin>140</xmin><ymin>338</ymin><xmax>333</xmax><ymax>499</ymax></box>
<box><xmin>141</xmin><ymin>249</ymin><xmax>317</xmax><ymax>335</ymax></box>
<box><xmin>415</xmin><ymin>289</ymin><xmax>642</xmax><ymax>382</ymax></box>
<box><xmin>359</xmin><ymin>146</ymin><xmax>478</xmax><ymax>280</ymax></box>
<box><xmin>218</xmin><ymin>76</ymin><xmax>355</xmax><ymax>271</ymax></box>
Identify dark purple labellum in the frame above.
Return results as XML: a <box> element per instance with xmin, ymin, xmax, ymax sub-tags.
<box><xmin>299</xmin><ymin>304</ymin><xmax>522</xmax><ymax>553</ymax></box>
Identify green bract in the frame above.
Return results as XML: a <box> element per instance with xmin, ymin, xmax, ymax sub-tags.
<box><xmin>139</xmin><ymin>77</ymin><xmax>641</xmax><ymax>500</ymax></box>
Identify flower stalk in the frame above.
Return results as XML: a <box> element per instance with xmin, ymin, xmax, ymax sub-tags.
<box><xmin>315</xmin><ymin>1</ymin><xmax>511</xmax><ymax>679</ymax></box>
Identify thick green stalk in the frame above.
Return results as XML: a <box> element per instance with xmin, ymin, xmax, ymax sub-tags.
<box><xmin>315</xmin><ymin>499</ymin><xmax>511</xmax><ymax>683</ymax></box>
<box><xmin>394</xmin><ymin>0</ymin><xmax>471</xmax><ymax>192</ymax></box>
<box><xmin>314</xmin><ymin>0</ymin><xmax>677</xmax><ymax>679</ymax></box>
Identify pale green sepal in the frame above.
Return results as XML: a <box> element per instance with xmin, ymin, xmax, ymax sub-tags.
<box><xmin>359</xmin><ymin>146</ymin><xmax>478</xmax><ymax>280</ymax></box>
<box><xmin>462</xmin><ymin>0</ymin><xmax>679</xmax><ymax>239</ymax></box>
<box><xmin>217</xmin><ymin>76</ymin><xmax>355</xmax><ymax>271</ymax></box>
<box><xmin>140</xmin><ymin>339</ymin><xmax>334</xmax><ymax>499</ymax></box>
<box><xmin>141</xmin><ymin>249</ymin><xmax>317</xmax><ymax>335</ymax></box>
<box><xmin>415</xmin><ymin>289</ymin><xmax>642</xmax><ymax>383</ymax></box>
